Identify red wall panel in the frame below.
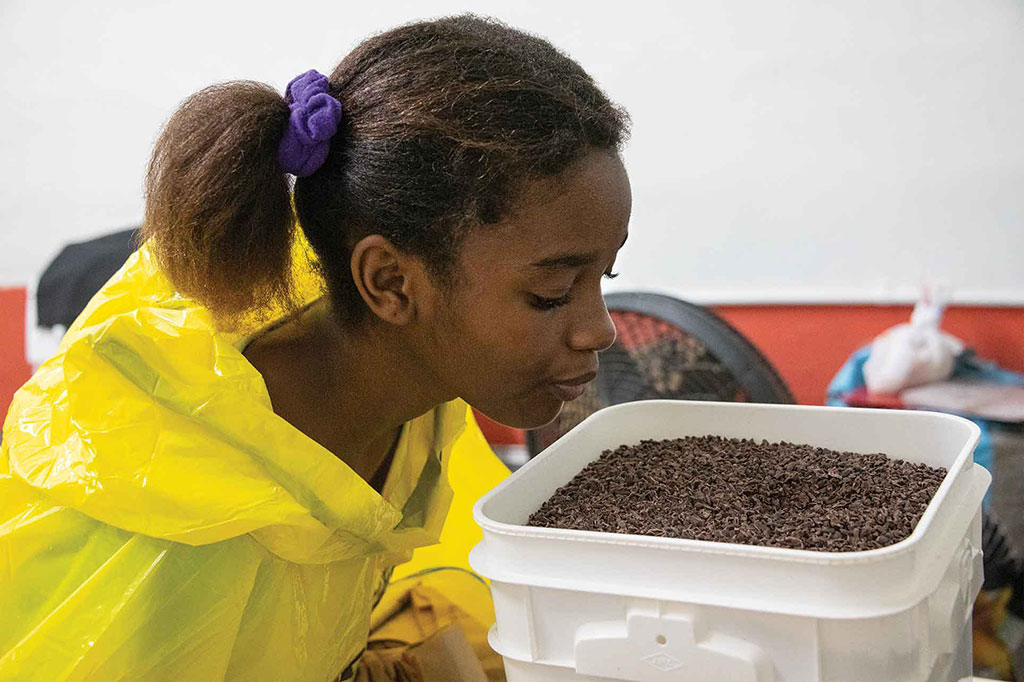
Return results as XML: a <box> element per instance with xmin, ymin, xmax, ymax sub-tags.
<box><xmin>0</xmin><ymin>288</ymin><xmax>31</xmax><ymax>423</ymax></box>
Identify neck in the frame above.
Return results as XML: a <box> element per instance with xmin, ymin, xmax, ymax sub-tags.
<box><xmin>319</xmin><ymin>302</ymin><xmax>455</xmax><ymax>443</ymax></box>
<box><xmin>244</xmin><ymin>299</ymin><xmax>454</xmax><ymax>477</ymax></box>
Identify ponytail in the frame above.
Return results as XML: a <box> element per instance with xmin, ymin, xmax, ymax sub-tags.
<box><xmin>142</xmin><ymin>81</ymin><xmax>296</xmax><ymax>327</ymax></box>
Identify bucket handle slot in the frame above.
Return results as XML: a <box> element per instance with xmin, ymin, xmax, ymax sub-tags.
<box><xmin>575</xmin><ymin>605</ymin><xmax>775</xmax><ymax>681</ymax></box>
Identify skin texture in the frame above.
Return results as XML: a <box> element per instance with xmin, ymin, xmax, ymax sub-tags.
<box><xmin>243</xmin><ymin>150</ymin><xmax>632</xmax><ymax>485</ymax></box>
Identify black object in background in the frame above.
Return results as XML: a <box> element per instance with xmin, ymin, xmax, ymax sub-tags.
<box><xmin>984</xmin><ymin>511</ymin><xmax>1020</xmax><ymax>591</ymax></box>
<box><xmin>36</xmin><ymin>227</ymin><xmax>140</xmax><ymax>329</ymax></box>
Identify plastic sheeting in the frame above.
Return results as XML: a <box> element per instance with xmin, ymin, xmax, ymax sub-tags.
<box><xmin>1</xmin><ymin>238</ymin><xmax>509</xmax><ymax>681</ymax></box>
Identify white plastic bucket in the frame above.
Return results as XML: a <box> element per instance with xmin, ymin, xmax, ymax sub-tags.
<box><xmin>471</xmin><ymin>400</ymin><xmax>989</xmax><ymax>682</ymax></box>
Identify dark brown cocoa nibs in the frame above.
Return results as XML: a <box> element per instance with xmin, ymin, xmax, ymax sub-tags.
<box><xmin>526</xmin><ymin>436</ymin><xmax>946</xmax><ymax>553</ymax></box>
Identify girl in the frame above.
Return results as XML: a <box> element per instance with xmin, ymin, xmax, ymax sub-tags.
<box><xmin>0</xmin><ymin>14</ymin><xmax>631</xmax><ymax>681</ymax></box>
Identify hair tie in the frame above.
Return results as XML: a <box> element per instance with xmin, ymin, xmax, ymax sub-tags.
<box><xmin>277</xmin><ymin>70</ymin><xmax>343</xmax><ymax>177</ymax></box>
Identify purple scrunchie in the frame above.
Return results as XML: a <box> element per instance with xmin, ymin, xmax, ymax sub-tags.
<box><xmin>277</xmin><ymin>69</ymin><xmax>343</xmax><ymax>177</ymax></box>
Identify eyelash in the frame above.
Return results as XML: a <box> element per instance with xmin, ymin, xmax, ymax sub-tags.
<box><xmin>530</xmin><ymin>271</ymin><xmax>619</xmax><ymax>311</ymax></box>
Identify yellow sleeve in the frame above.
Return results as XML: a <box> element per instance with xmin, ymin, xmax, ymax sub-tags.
<box><xmin>0</xmin><ymin>477</ymin><xmax>264</xmax><ymax>682</ymax></box>
<box><xmin>393</xmin><ymin>407</ymin><xmax>510</xmax><ymax>580</ymax></box>
<box><xmin>379</xmin><ymin>409</ymin><xmax>510</xmax><ymax>679</ymax></box>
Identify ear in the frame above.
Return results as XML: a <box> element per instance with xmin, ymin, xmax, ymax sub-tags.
<box><xmin>350</xmin><ymin>234</ymin><xmax>420</xmax><ymax>325</ymax></box>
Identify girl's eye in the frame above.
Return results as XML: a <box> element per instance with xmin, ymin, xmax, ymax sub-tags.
<box><xmin>530</xmin><ymin>293</ymin><xmax>572</xmax><ymax>311</ymax></box>
<box><xmin>530</xmin><ymin>271</ymin><xmax>620</xmax><ymax>311</ymax></box>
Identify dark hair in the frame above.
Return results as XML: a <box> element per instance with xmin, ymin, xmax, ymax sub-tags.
<box><xmin>143</xmin><ymin>14</ymin><xmax>630</xmax><ymax>329</ymax></box>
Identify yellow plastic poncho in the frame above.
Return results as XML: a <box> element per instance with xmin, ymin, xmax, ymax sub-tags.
<box><xmin>0</xmin><ymin>238</ymin><xmax>509</xmax><ymax>681</ymax></box>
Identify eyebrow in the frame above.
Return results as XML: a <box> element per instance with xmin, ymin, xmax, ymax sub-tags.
<box><xmin>529</xmin><ymin>232</ymin><xmax>629</xmax><ymax>270</ymax></box>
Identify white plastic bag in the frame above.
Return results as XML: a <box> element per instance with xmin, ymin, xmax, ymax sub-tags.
<box><xmin>863</xmin><ymin>288</ymin><xmax>964</xmax><ymax>394</ymax></box>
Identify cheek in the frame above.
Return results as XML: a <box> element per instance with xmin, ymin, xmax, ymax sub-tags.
<box><xmin>445</xmin><ymin>296</ymin><xmax>558</xmax><ymax>391</ymax></box>
<box><xmin>434</xmin><ymin>295</ymin><xmax>572</xmax><ymax>429</ymax></box>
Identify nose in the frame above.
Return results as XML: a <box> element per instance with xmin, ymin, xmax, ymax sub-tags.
<box><xmin>567</xmin><ymin>292</ymin><xmax>617</xmax><ymax>353</ymax></box>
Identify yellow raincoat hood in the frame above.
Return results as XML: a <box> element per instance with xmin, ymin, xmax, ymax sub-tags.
<box><xmin>1</xmin><ymin>238</ymin><xmax>508</xmax><ymax>681</ymax></box>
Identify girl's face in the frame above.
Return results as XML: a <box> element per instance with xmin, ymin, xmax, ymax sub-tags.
<box><xmin>423</xmin><ymin>150</ymin><xmax>632</xmax><ymax>428</ymax></box>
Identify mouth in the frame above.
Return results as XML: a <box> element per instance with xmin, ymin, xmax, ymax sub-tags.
<box><xmin>549</xmin><ymin>371</ymin><xmax>597</xmax><ymax>402</ymax></box>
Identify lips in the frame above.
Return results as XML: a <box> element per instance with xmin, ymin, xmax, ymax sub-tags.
<box><xmin>549</xmin><ymin>371</ymin><xmax>597</xmax><ymax>402</ymax></box>
<box><xmin>550</xmin><ymin>382</ymin><xmax>587</xmax><ymax>401</ymax></box>
<box><xmin>556</xmin><ymin>371</ymin><xmax>598</xmax><ymax>386</ymax></box>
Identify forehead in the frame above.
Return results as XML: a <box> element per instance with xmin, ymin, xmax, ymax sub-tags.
<box><xmin>462</xmin><ymin>151</ymin><xmax>632</xmax><ymax>274</ymax></box>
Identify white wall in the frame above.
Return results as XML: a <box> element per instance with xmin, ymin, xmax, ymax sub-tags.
<box><xmin>2</xmin><ymin>0</ymin><xmax>1022</xmax><ymax>304</ymax></box>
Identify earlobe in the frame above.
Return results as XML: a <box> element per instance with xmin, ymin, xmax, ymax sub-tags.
<box><xmin>350</xmin><ymin>235</ymin><xmax>415</xmax><ymax>325</ymax></box>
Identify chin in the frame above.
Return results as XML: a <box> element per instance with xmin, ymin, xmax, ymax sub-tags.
<box><xmin>471</xmin><ymin>395</ymin><xmax>564</xmax><ymax>430</ymax></box>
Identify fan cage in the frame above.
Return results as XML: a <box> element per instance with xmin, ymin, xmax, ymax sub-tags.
<box><xmin>529</xmin><ymin>310</ymin><xmax>749</xmax><ymax>453</ymax></box>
